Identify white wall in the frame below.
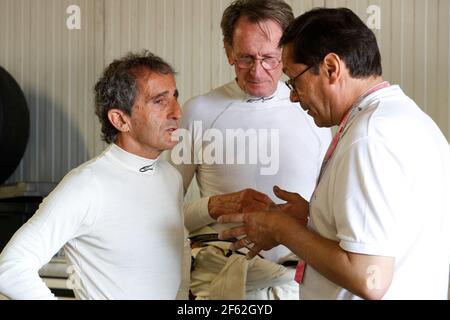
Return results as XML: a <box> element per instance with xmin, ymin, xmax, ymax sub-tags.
<box><xmin>0</xmin><ymin>0</ymin><xmax>449</xmax><ymax>183</ymax></box>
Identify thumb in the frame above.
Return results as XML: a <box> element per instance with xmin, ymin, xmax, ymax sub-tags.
<box><xmin>273</xmin><ymin>185</ymin><xmax>299</xmax><ymax>202</ymax></box>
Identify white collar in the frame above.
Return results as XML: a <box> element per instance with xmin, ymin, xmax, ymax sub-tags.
<box><xmin>107</xmin><ymin>143</ymin><xmax>159</xmax><ymax>174</ymax></box>
<box><xmin>342</xmin><ymin>85</ymin><xmax>402</xmax><ymax>136</ymax></box>
<box><xmin>228</xmin><ymin>80</ymin><xmax>288</xmax><ymax>104</ymax></box>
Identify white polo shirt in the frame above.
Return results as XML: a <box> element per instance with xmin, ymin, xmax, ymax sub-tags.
<box><xmin>301</xmin><ymin>85</ymin><xmax>450</xmax><ymax>299</ymax></box>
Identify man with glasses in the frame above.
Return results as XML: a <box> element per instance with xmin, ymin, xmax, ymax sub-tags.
<box><xmin>220</xmin><ymin>8</ymin><xmax>450</xmax><ymax>299</ymax></box>
<box><xmin>284</xmin><ymin>66</ymin><xmax>312</xmax><ymax>92</ymax></box>
<box><xmin>172</xmin><ymin>0</ymin><xmax>331</xmax><ymax>300</ymax></box>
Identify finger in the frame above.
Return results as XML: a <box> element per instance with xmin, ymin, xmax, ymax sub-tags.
<box><xmin>250</xmin><ymin>191</ymin><xmax>274</xmax><ymax>206</ymax></box>
<box><xmin>268</xmin><ymin>202</ymin><xmax>289</xmax><ymax>210</ymax></box>
<box><xmin>277</xmin><ymin>203</ymin><xmax>293</xmax><ymax>212</ymax></box>
<box><xmin>230</xmin><ymin>237</ymin><xmax>252</xmax><ymax>251</ymax></box>
<box><xmin>273</xmin><ymin>185</ymin><xmax>300</xmax><ymax>202</ymax></box>
<box><xmin>218</xmin><ymin>226</ymin><xmax>246</xmax><ymax>241</ymax></box>
<box><xmin>246</xmin><ymin>244</ymin><xmax>263</xmax><ymax>259</ymax></box>
<box><xmin>217</xmin><ymin>213</ymin><xmax>245</xmax><ymax>224</ymax></box>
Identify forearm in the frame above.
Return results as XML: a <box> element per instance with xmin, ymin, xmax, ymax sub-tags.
<box><xmin>0</xmin><ymin>169</ymin><xmax>98</xmax><ymax>300</ymax></box>
<box><xmin>175</xmin><ymin>160</ymin><xmax>215</xmax><ymax>232</ymax></box>
<box><xmin>183</xmin><ymin>197</ymin><xmax>214</xmax><ymax>232</ymax></box>
<box><xmin>276</xmin><ymin>217</ymin><xmax>393</xmax><ymax>299</ymax></box>
<box><xmin>0</xmin><ymin>234</ymin><xmax>56</xmax><ymax>300</ymax></box>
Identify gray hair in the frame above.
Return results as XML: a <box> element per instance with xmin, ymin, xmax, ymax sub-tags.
<box><xmin>221</xmin><ymin>0</ymin><xmax>294</xmax><ymax>46</ymax></box>
<box><xmin>94</xmin><ymin>51</ymin><xmax>175</xmax><ymax>144</ymax></box>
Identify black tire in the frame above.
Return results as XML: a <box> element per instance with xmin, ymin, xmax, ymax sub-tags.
<box><xmin>0</xmin><ymin>66</ymin><xmax>30</xmax><ymax>184</ymax></box>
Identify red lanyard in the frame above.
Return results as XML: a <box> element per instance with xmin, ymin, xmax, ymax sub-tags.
<box><xmin>295</xmin><ymin>81</ymin><xmax>391</xmax><ymax>285</ymax></box>
<box><xmin>317</xmin><ymin>81</ymin><xmax>391</xmax><ymax>185</ymax></box>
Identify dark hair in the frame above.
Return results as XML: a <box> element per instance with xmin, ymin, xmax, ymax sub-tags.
<box><xmin>221</xmin><ymin>0</ymin><xmax>294</xmax><ymax>46</ymax></box>
<box><xmin>94</xmin><ymin>51</ymin><xmax>175</xmax><ymax>144</ymax></box>
<box><xmin>279</xmin><ymin>8</ymin><xmax>382</xmax><ymax>78</ymax></box>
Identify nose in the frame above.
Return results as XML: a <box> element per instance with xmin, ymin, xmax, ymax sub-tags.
<box><xmin>169</xmin><ymin>100</ymin><xmax>182</xmax><ymax>121</ymax></box>
<box><xmin>249</xmin><ymin>59</ymin><xmax>265</xmax><ymax>77</ymax></box>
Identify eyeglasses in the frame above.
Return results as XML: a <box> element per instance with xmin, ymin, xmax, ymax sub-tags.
<box><xmin>284</xmin><ymin>66</ymin><xmax>312</xmax><ymax>92</ymax></box>
<box><xmin>234</xmin><ymin>55</ymin><xmax>281</xmax><ymax>70</ymax></box>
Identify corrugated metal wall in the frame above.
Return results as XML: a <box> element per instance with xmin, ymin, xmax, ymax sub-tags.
<box><xmin>1</xmin><ymin>0</ymin><xmax>449</xmax><ymax>183</ymax></box>
<box><xmin>0</xmin><ymin>0</ymin><xmax>105</xmax><ymax>183</ymax></box>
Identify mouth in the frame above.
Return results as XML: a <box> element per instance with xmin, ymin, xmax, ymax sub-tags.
<box><xmin>246</xmin><ymin>79</ymin><xmax>266</xmax><ymax>85</ymax></box>
<box><xmin>166</xmin><ymin>127</ymin><xmax>178</xmax><ymax>133</ymax></box>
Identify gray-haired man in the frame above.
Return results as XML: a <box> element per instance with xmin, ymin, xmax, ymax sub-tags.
<box><xmin>173</xmin><ymin>0</ymin><xmax>331</xmax><ymax>299</ymax></box>
<box><xmin>0</xmin><ymin>52</ymin><xmax>190</xmax><ymax>300</ymax></box>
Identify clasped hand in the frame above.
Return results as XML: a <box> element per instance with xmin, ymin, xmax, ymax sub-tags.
<box><xmin>217</xmin><ymin>186</ymin><xmax>309</xmax><ymax>259</ymax></box>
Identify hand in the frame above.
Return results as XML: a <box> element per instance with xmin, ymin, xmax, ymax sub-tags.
<box><xmin>208</xmin><ymin>188</ymin><xmax>274</xmax><ymax>220</ymax></box>
<box><xmin>218</xmin><ymin>210</ymin><xmax>295</xmax><ymax>259</ymax></box>
<box><xmin>272</xmin><ymin>186</ymin><xmax>309</xmax><ymax>226</ymax></box>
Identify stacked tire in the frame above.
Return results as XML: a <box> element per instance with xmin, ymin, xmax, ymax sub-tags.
<box><xmin>0</xmin><ymin>66</ymin><xmax>29</xmax><ymax>184</ymax></box>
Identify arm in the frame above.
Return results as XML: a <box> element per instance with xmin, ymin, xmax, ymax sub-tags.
<box><xmin>183</xmin><ymin>197</ymin><xmax>214</xmax><ymax>232</ymax></box>
<box><xmin>172</xmin><ymin>160</ymin><xmax>213</xmax><ymax>232</ymax></box>
<box><xmin>170</xmin><ymin>157</ymin><xmax>214</xmax><ymax>232</ymax></box>
<box><xmin>219</xmin><ymin>209</ymin><xmax>394</xmax><ymax>300</ymax></box>
<box><xmin>172</xmin><ymin>151</ymin><xmax>274</xmax><ymax>232</ymax></box>
<box><xmin>272</xmin><ymin>212</ymin><xmax>393</xmax><ymax>300</ymax></box>
<box><xmin>220</xmin><ymin>136</ymin><xmax>407</xmax><ymax>300</ymax></box>
<box><xmin>0</xmin><ymin>169</ymin><xmax>99</xmax><ymax>299</ymax></box>
<box><xmin>0</xmin><ymin>221</ymin><xmax>58</xmax><ymax>300</ymax></box>
<box><xmin>182</xmin><ymin>188</ymin><xmax>274</xmax><ymax>233</ymax></box>
<box><xmin>288</xmin><ymin>228</ymin><xmax>394</xmax><ymax>301</ymax></box>
<box><xmin>272</xmin><ymin>186</ymin><xmax>393</xmax><ymax>299</ymax></box>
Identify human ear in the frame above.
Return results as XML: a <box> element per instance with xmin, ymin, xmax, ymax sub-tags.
<box><xmin>107</xmin><ymin>109</ymin><xmax>131</xmax><ymax>133</ymax></box>
<box><xmin>322</xmin><ymin>53</ymin><xmax>341</xmax><ymax>84</ymax></box>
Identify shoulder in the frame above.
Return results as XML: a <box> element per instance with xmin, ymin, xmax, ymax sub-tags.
<box><xmin>36</xmin><ymin>157</ymin><xmax>103</xmax><ymax>224</ymax></box>
<box><xmin>62</xmin><ymin>161</ymin><xmax>97</xmax><ymax>187</ymax></box>
<box><xmin>182</xmin><ymin>81</ymin><xmax>236</xmax><ymax>118</ymax></box>
<box><xmin>158</xmin><ymin>160</ymin><xmax>184</xmax><ymax>198</ymax></box>
<box><xmin>345</xmin><ymin>87</ymin><xmax>418</xmax><ymax>144</ymax></box>
<box><xmin>158</xmin><ymin>160</ymin><xmax>183</xmax><ymax>184</ymax></box>
<box><xmin>52</xmin><ymin>156</ymin><xmax>105</xmax><ymax>200</ymax></box>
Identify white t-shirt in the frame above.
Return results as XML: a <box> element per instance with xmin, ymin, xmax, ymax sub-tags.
<box><xmin>174</xmin><ymin>80</ymin><xmax>332</xmax><ymax>262</ymax></box>
<box><xmin>302</xmin><ymin>85</ymin><xmax>450</xmax><ymax>299</ymax></box>
<box><xmin>0</xmin><ymin>144</ymin><xmax>186</xmax><ymax>300</ymax></box>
